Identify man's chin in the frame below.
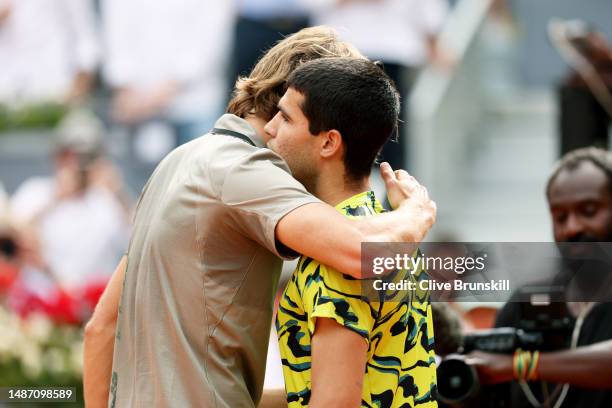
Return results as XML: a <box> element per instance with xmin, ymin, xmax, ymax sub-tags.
<box><xmin>267</xmin><ymin>145</ymin><xmax>287</xmax><ymax>162</ymax></box>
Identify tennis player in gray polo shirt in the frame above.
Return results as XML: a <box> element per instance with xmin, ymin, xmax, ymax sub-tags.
<box><xmin>83</xmin><ymin>26</ymin><xmax>436</xmax><ymax>408</ymax></box>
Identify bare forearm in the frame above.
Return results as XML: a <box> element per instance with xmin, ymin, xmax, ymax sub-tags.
<box><xmin>277</xmin><ymin>165</ymin><xmax>434</xmax><ymax>278</ymax></box>
<box><xmin>310</xmin><ymin>318</ymin><xmax>366</xmax><ymax>408</ymax></box>
<box><xmin>538</xmin><ymin>340</ymin><xmax>612</xmax><ymax>388</ymax></box>
<box><xmin>277</xmin><ymin>203</ymin><xmax>432</xmax><ymax>278</ymax></box>
<box><xmin>83</xmin><ymin>322</ymin><xmax>117</xmax><ymax>407</ymax></box>
<box><xmin>474</xmin><ymin>341</ymin><xmax>612</xmax><ymax>388</ymax></box>
<box><xmin>276</xmin><ymin>203</ymin><xmax>365</xmax><ymax>278</ymax></box>
<box><xmin>83</xmin><ymin>256</ymin><xmax>127</xmax><ymax>407</ymax></box>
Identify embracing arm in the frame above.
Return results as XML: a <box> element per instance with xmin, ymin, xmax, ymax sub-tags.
<box><xmin>276</xmin><ymin>163</ymin><xmax>436</xmax><ymax>278</ymax></box>
<box><xmin>83</xmin><ymin>255</ymin><xmax>126</xmax><ymax>408</ymax></box>
<box><xmin>471</xmin><ymin>339</ymin><xmax>612</xmax><ymax>388</ymax></box>
<box><xmin>309</xmin><ymin>318</ymin><xmax>368</xmax><ymax>408</ymax></box>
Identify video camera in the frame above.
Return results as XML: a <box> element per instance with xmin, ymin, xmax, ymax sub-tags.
<box><xmin>436</xmin><ymin>287</ymin><xmax>574</xmax><ymax>407</ymax></box>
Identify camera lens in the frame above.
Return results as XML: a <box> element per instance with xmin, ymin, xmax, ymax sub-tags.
<box><xmin>437</xmin><ymin>356</ymin><xmax>480</xmax><ymax>404</ymax></box>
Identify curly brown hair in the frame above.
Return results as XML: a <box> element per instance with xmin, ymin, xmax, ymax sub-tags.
<box><xmin>227</xmin><ymin>26</ymin><xmax>363</xmax><ymax>121</ymax></box>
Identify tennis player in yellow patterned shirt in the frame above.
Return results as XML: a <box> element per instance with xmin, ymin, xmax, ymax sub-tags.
<box><xmin>265</xmin><ymin>57</ymin><xmax>437</xmax><ymax>408</ymax></box>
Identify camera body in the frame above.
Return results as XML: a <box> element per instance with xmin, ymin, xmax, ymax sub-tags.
<box><xmin>437</xmin><ymin>328</ymin><xmax>544</xmax><ymax>407</ymax></box>
<box><xmin>437</xmin><ymin>288</ymin><xmax>574</xmax><ymax>407</ymax></box>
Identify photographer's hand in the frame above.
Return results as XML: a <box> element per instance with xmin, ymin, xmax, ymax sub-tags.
<box><xmin>465</xmin><ymin>351</ymin><xmax>513</xmax><ymax>385</ymax></box>
<box><xmin>467</xmin><ymin>341</ymin><xmax>612</xmax><ymax>388</ymax></box>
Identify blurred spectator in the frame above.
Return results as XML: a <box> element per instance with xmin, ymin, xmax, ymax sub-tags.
<box><xmin>0</xmin><ymin>182</ymin><xmax>85</xmax><ymax>324</ymax></box>
<box><xmin>304</xmin><ymin>0</ymin><xmax>451</xmax><ymax>171</ymax></box>
<box><xmin>10</xmin><ymin>110</ymin><xmax>131</xmax><ymax>293</ymax></box>
<box><xmin>228</xmin><ymin>0</ymin><xmax>310</xmax><ymax>100</ymax></box>
<box><xmin>101</xmin><ymin>0</ymin><xmax>233</xmax><ymax>150</ymax></box>
<box><xmin>550</xmin><ymin>20</ymin><xmax>612</xmax><ymax>156</ymax></box>
<box><xmin>478</xmin><ymin>0</ymin><xmax>520</xmax><ymax>98</ymax></box>
<box><xmin>431</xmin><ymin>302</ymin><xmax>463</xmax><ymax>357</ymax></box>
<box><xmin>0</xmin><ymin>0</ymin><xmax>99</xmax><ymax>104</ymax></box>
<box><xmin>0</xmin><ymin>183</ymin><xmax>18</xmax><ymax>302</ymax></box>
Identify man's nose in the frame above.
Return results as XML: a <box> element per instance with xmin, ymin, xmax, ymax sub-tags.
<box><xmin>564</xmin><ymin>213</ymin><xmax>585</xmax><ymax>239</ymax></box>
<box><xmin>264</xmin><ymin>116</ymin><xmax>277</xmax><ymax>138</ymax></box>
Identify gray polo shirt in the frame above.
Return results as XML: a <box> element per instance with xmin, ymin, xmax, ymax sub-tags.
<box><xmin>109</xmin><ymin>114</ymin><xmax>319</xmax><ymax>408</ymax></box>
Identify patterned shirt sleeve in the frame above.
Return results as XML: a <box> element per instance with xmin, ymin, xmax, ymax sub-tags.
<box><xmin>301</xmin><ymin>260</ymin><xmax>375</xmax><ymax>344</ymax></box>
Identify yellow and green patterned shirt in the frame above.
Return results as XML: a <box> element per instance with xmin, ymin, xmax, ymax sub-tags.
<box><xmin>276</xmin><ymin>191</ymin><xmax>437</xmax><ymax>408</ymax></box>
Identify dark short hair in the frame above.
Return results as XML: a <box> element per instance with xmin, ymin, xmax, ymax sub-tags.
<box><xmin>546</xmin><ymin>147</ymin><xmax>612</xmax><ymax>197</ymax></box>
<box><xmin>286</xmin><ymin>57</ymin><xmax>400</xmax><ymax>180</ymax></box>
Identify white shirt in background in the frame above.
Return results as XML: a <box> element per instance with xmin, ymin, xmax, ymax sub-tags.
<box><xmin>306</xmin><ymin>0</ymin><xmax>449</xmax><ymax>67</ymax></box>
<box><xmin>0</xmin><ymin>0</ymin><xmax>99</xmax><ymax>103</ymax></box>
<box><xmin>100</xmin><ymin>0</ymin><xmax>234</xmax><ymax>121</ymax></box>
<box><xmin>11</xmin><ymin>177</ymin><xmax>130</xmax><ymax>290</ymax></box>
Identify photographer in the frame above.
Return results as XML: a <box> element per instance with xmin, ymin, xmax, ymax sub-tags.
<box><xmin>10</xmin><ymin>110</ymin><xmax>131</xmax><ymax>292</ymax></box>
<box><xmin>469</xmin><ymin>147</ymin><xmax>612</xmax><ymax>407</ymax></box>
<box><xmin>553</xmin><ymin>21</ymin><xmax>612</xmax><ymax>155</ymax></box>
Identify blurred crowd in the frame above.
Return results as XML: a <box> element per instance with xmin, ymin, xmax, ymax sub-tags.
<box><xmin>0</xmin><ymin>109</ymin><xmax>131</xmax><ymax>324</ymax></box>
<box><xmin>0</xmin><ymin>0</ymin><xmax>611</xmax><ymax>406</ymax></box>
<box><xmin>0</xmin><ymin>0</ymin><xmax>450</xmax><ymax>324</ymax></box>
<box><xmin>0</xmin><ymin>0</ymin><xmax>450</xmax><ymax>147</ymax></box>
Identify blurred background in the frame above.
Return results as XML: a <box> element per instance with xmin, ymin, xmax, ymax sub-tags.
<box><xmin>0</xmin><ymin>0</ymin><xmax>610</xmax><ymax>404</ymax></box>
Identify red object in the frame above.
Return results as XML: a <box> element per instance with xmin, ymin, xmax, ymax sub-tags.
<box><xmin>8</xmin><ymin>281</ymin><xmax>80</xmax><ymax>324</ymax></box>
<box><xmin>6</xmin><ymin>270</ymin><xmax>110</xmax><ymax>325</ymax></box>
<box><xmin>464</xmin><ymin>306</ymin><xmax>498</xmax><ymax>330</ymax></box>
<box><xmin>0</xmin><ymin>261</ymin><xmax>18</xmax><ymax>294</ymax></box>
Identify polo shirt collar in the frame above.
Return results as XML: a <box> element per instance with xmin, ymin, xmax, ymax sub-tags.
<box><xmin>213</xmin><ymin>114</ymin><xmax>265</xmax><ymax>148</ymax></box>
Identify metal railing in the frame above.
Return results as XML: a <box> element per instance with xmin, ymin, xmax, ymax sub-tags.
<box><xmin>409</xmin><ymin>0</ymin><xmax>493</xmax><ymax>212</ymax></box>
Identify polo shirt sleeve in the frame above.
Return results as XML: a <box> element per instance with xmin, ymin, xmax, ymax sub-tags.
<box><xmin>219</xmin><ymin>147</ymin><xmax>321</xmax><ymax>259</ymax></box>
<box><xmin>302</xmin><ymin>260</ymin><xmax>375</xmax><ymax>345</ymax></box>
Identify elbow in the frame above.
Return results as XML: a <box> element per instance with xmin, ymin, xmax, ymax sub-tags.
<box><xmin>84</xmin><ymin>319</ymin><xmax>100</xmax><ymax>339</ymax></box>
<box><xmin>84</xmin><ymin>313</ymin><xmax>115</xmax><ymax>341</ymax></box>
<box><xmin>83</xmin><ymin>320</ymin><xmax>102</xmax><ymax>343</ymax></box>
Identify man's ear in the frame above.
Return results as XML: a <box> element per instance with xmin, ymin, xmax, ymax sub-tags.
<box><xmin>319</xmin><ymin>129</ymin><xmax>343</xmax><ymax>159</ymax></box>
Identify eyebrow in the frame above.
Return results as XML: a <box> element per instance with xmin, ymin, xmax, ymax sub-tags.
<box><xmin>277</xmin><ymin>103</ymin><xmax>292</xmax><ymax>121</ymax></box>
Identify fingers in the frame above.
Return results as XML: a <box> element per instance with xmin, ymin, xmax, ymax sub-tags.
<box><xmin>382</xmin><ymin>163</ymin><xmax>415</xmax><ymax>184</ymax></box>
<box><xmin>380</xmin><ymin>162</ymin><xmax>396</xmax><ymax>185</ymax></box>
<box><xmin>395</xmin><ymin>169</ymin><xmax>410</xmax><ymax>180</ymax></box>
<box><xmin>463</xmin><ymin>356</ymin><xmax>486</xmax><ymax>366</ymax></box>
<box><xmin>389</xmin><ymin>167</ymin><xmax>418</xmax><ymax>190</ymax></box>
<box><xmin>418</xmin><ymin>184</ymin><xmax>430</xmax><ymax>201</ymax></box>
<box><xmin>402</xmin><ymin>174</ymin><xmax>421</xmax><ymax>195</ymax></box>
<box><xmin>382</xmin><ymin>164</ymin><xmax>435</xmax><ymax>217</ymax></box>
